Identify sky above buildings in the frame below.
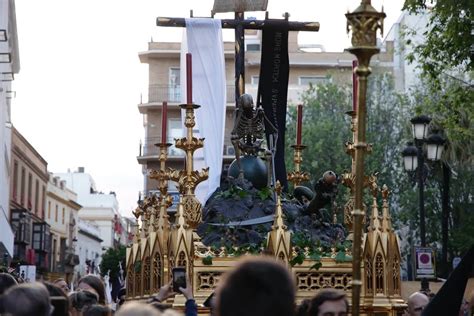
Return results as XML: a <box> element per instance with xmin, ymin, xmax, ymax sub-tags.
<box><xmin>12</xmin><ymin>0</ymin><xmax>404</xmax><ymax>217</ymax></box>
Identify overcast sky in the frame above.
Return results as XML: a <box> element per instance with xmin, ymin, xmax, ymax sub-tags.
<box><xmin>12</xmin><ymin>0</ymin><xmax>404</xmax><ymax>217</ymax></box>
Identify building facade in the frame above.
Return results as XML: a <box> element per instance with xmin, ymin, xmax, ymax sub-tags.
<box><xmin>55</xmin><ymin>168</ymin><xmax>125</xmax><ymax>252</ymax></box>
<box><xmin>45</xmin><ymin>174</ymin><xmax>81</xmax><ymax>278</ymax></box>
<box><xmin>77</xmin><ymin>219</ymin><xmax>103</xmax><ymax>276</ymax></box>
<box><xmin>384</xmin><ymin>11</ymin><xmax>430</xmax><ymax>93</ymax></box>
<box><xmin>9</xmin><ymin>127</ymin><xmax>50</xmax><ymax>271</ymax></box>
<box><xmin>137</xmin><ymin>30</ymin><xmax>394</xmax><ymax>201</ymax></box>
<box><xmin>0</xmin><ymin>0</ymin><xmax>20</xmax><ymax>260</ymax></box>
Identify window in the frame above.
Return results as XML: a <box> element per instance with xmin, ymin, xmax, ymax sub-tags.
<box><xmin>299</xmin><ymin>76</ymin><xmax>328</xmax><ymax>86</ymax></box>
<box><xmin>27</xmin><ymin>173</ymin><xmax>32</xmax><ymax>210</ymax></box>
<box><xmin>20</xmin><ymin>167</ymin><xmax>25</xmax><ymax>206</ymax></box>
<box><xmin>62</xmin><ymin>208</ymin><xmax>65</xmax><ymax>225</ymax></box>
<box><xmin>55</xmin><ymin>205</ymin><xmax>58</xmax><ymax>222</ymax></box>
<box><xmin>35</xmin><ymin>180</ymin><xmax>39</xmax><ymax>214</ymax></box>
<box><xmin>168</xmin><ymin>68</ymin><xmax>181</xmax><ymax>102</ymax></box>
<box><xmin>42</xmin><ymin>186</ymin><xmax>46</xmax><ymax>218</ymax></box>
<box><xmin>12</xmin><ymin>161</ymin><xmax>18</xmax><ymax>199</ymax></box>
<box><xmin>251</xmin><ymin>76</ymin><xmax>259</xmax><ymax>85</ymax></box>
<box><xmin>168</xmin><ymin>119</ymin><xmax>185</xmax><ymax>156</ymax></box>
<box><xmin>246</xmin><ymin>43</ymin><xmax>261</xmax><ymax>51</ymax></box>
<box><xmin>48</xmin><ymin>201</ymin><xmax>51</xmax><ymax>219</ymax></box>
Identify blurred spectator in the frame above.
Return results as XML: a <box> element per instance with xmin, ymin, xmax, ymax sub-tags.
<box><xmin>53</xmin><ymin>278</ymin><xmax>70</xmax><ymax>294</ymax></box>
<box><xmin>0</xmin><ymin>272</ymin><xmax>17</xmax><ymax>295</ymax></box>
<box><xmin>2</xmin><ymin>282</ymin><xmax>51</xmax><ymax>316</ymax></box>
<box><xmin>295</xmin><ymin>299</ymin><xmax>310</xmax><ymax>316</ymax></box>
<box><xmin>116</xmin><ymin>301</ymin><xmax>162</xmax><ymax>316</ymax></box>
<box><xmin>307</xmin><ymin>289</ymin><xmax>348</xmax><ymax>316</ymax></box>
<box><xmin>69</xmin><ymin>290</ymin><xmax>99</xmax><ymax>315</ymax></box>
<box><xmin>78</xmin><ymin>275</ymin><xmax>107</xmax><ymax>305</ymax></box>
<box><xmin>43</xmin><ymin>281</ymin><xmax>70</xmax><ymax>316</ymax></box>
<box><xmin>82</xmin><ymin>304</ymin><xmax>113</xmax><ymax>316</ymax></box>
<box><xmin>407</xmin><ymin>292</ymin><xmax>429</xmax><ymax>316</ymax></box>
<box><xmin>214</xmin><ymin>256</ymin><xmax>296</xmax><ymax>316</ymax></box>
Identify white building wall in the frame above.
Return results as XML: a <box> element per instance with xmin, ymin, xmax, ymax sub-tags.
<box><xmin>384</xmin><ymin>11</ymin><xmax>430</xmax><ymax>92</ymax></box>
<box><xmin>0</xmin><ymin>0</ymin><xmax>20</xmax><ymax>258</ymax></box>
<box><xmin>77</xmin><ymin>219</ymin><xmax>102</xmax><ymax>276</ymax></box>
<box><xmin>55</xmin><ymin>170</ymin><xmax>123</xmax><ymax>252</ymax></box>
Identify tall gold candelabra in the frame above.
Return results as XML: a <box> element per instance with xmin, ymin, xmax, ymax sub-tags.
<box><xmin>287</xmin><ymin>144</ymin><xmax>310</xmax><ymax>187</ymax></box>
<box><xmin>346</xmin><ymin>1</ymin><xmax>385</xmax><ymax>315</ymax></box>
<box><xmin>168</xmin><ymin>103</ymin><xmax>209</xmax><ymax>229</ymax></box>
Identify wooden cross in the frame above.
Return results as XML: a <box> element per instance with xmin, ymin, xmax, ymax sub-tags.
<box><xmin>156</xmin><ymin>7</ymin><xmax>319</xmax><ymax>106</ymax></box>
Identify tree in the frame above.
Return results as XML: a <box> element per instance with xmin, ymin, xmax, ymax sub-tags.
<box><xmin>285</xmin><ymin>73</ymin><xmax>411</xmax><ymax>220</ymax></box>
<box><xmin>403</xmin><ymin>0</ymin><xmax>473</xmax><ymax>82</ymax></box>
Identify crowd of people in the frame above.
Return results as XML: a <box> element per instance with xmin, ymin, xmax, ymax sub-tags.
<box><xmin>0</xmin><ymin>255</ymin><xmax>473</xmax><ymax>316</ymax></box>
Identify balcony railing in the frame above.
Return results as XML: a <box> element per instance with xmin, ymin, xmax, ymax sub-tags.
<box><xmin>139</xmin><ymin>136</ymin><xmax>234</xmax><ymax>158</ymax></box>
<box><xmin>144</xmin><ymin>84</ymin><xmax>237</xmax><ymax>104</ymax></box>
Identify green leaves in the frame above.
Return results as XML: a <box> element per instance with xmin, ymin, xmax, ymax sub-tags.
<box><xmin>402</xmin><ymin>0</ymin><xmax>473</xmax><ymax>81</ymax></box>
<box><xmin>202</xmin><ymin>256</ymin><xmax>213</xmax><ymax>265</ymax></box>
<box><xmin>100</xmin><ymin>245</ymin><xmax>126</xmax><ymax>279</ymax></box>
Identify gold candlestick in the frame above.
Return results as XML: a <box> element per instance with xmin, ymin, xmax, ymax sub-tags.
<box><xmin>346</xmin><ymin>1</ymin><xmax>385</xmax><ymax>315</ymax></box>
<box><xmin>168</xmin><ymin>103</ymin><xmax>209</xmax><ymax>229</ymax></box>
<box><xmin>287</xmin><ymin>144</ymin><xmax>310</xmax><ymax>187</ymax></box>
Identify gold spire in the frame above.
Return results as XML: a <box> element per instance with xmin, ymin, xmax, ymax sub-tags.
<box><xmin>267</xmin><ymin>181</ymin><xmax>291</xmax><ymax>261</ymax></box>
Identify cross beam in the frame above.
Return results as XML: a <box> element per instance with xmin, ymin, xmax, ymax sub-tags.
<box><xmin>156</xmin><ymin>14</ymin><xmax>320</xmax><ymax>105</ymax></box>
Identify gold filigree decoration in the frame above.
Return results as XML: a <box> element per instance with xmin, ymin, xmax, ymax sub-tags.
<box><xmin>295</xmin><ymin>272</ymin><xmax>352</xmax><ymax>291</ymax></box>
<box><xmin>143</xmin><ymin>256</ymin><xmax>151</xmax><ymax>295</ymax></box>
<box><xmin>182</xmin><ymin>195</ymin><xmax>203</xmax><ymax>228</ymax></box>
<box><xmin>196</xmin><ymin>272</ymin><xmax>222</xmax><ymax>290</ymax></box>
<box><xmin>152</xmin><ymin>252</ymin><xmax>162</xmax><ymax>292</ymax></box>
<box><xmin>375</xmin><ymin>253</ymin><xmax>384</xmax><ymax>294</ymax></box>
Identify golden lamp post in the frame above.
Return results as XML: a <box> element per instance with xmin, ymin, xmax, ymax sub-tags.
<box><xmin>345</xmin><ymin>1</ymin><xmax>385</xmax><ymax>315</ymax></box>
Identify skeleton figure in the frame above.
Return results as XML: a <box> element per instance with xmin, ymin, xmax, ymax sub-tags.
<box><xmin>230</xmin><ymin>94</ymin><xmax>277</xmax><ymax>177</ymax></box>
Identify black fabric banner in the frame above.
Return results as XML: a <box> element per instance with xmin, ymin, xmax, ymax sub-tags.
<box><xmin>257</xmin><ymin>21</ymin><xmax>290</xmax><ymax>191</ymax></box>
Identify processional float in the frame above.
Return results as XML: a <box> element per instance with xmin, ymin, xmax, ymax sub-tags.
<box><xmin>126</xmin><ymin>0</ymin><xmax>406</xmax><ymax>314</ymax></box>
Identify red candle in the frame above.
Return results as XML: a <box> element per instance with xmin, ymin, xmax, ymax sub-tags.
<box><xmin>352</xmin><ymin>60</ymin><xmax>358</xmax><ymax>112</ymax></box>
<box><xmin>296</xmin><ymin>104</ymin><xmax>303</xmax><ymax>145</ymax></box>
<box><xmin>186</xmin><ymin>53</ymin><xmax>192</xmax><ymax>104</ymax></box>
<box><xmin>161</xmin><ymin>101</ymin><xmax>167</xmax><ymax>145</ymax></box>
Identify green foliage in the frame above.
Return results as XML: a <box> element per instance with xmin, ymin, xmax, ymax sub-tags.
<box><xmin>202</xmin><ymin>256</ymin><xmax>213</xmax><ymax>265</ymax></box>
<box><xmin>215</xmin><ymin>184</ymin><xmax>248</xmax><ymax>199</ymax></box>
<box><xmin>257</xmin><ymin>187</ymin><xmax>273</xmax><ymax>200</ymax></box>
<box><xmin>402</xmin><ymin>0</ymin><xmax>473</xmax><ymax>81</ymax></box>
<box><xmin>286</xmin><ymin>74</ymin><xmax>411</xmax><ymax>220</ymax></box>
<box><xmin>100</xmin><ymin>245</ymin><xmax>126</xmax><ymax>279</ymax></box>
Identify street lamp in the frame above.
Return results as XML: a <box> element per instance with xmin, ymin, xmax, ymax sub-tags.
<box><xmin>402</xmin><ymin>115</ymin><xmax>445</xmax><ymax>248</ymax></box>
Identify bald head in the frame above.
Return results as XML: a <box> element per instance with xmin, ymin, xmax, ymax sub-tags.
<box><xmin>407</xmin><ymin>292</ymin><xmax>429</xmax><ymax>316</ymax></box>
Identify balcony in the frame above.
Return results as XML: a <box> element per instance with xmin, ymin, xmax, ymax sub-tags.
<box><xmin>139</xmin><ymin>84</ymin><xmax>237</xmax><ymax>108</ymax></box>
<box><xmin>138</xmin><ymin>137</ymin><xmax>185</xmax><ymax>160</ymax></box>
<box><xmin>137</xmin><ymin>136</ymin><xmax>236</xmax><ymax>163</ymax></box>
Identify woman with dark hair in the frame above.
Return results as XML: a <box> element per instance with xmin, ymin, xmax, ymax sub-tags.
<box><xmin>43</xmin><ymin>281</ymin><xmax>70</xmax><ymax>316</ymax></box>
<box><xmin>78</xmin><ymin>275</ymin><xmax>107</xmax><ymax>305</ymax></box>
<box><xmin>69</xmin><ymin>290</ymin><xmax>99</xmax><ymax>316</ymax></box>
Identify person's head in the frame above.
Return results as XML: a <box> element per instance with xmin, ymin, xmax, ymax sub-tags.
<box><xmin>2</xmin><ymin>282</ymin><xmax>51</xmax><ymax>316</ymax></box>
<box><xmin>69</xmin><ymin>290</ymin><xmax>99</xmax><ymax>315</ymax></box>
<box><xmin>116</xmin><ymin>302</ymin><xmax>162</xmax><ymax>316</ymax></box>
<box><xmin>215</xmin><ymin>256</ymin><xmax>296</xmax><ymax>316</ymax></box>
<box><xmin>0</xmin><ymin>272</ymin><xmax>18</xmax><ymax>295</ymax></box>
<box><xmin>78</xmin><ymin>274</ymin><xmax>106</xmax><ymax>304</ymax></box>
<box><xmin>43</xmin><ymin>281</ymin><xmax>70</xmax><ymax>316</ymax></box>
<box><xmin>307</xmin><ymin>289</ymin><xmax>348</xmax><ymax>316</ymax></box>
<box><xmin>295</xmin><ymin>299</ymin><xmax>311</xmax><ymax>316</ymax></box>
<box><xmin>82</xmin><ymin>304</ymin><xmax>113</xmax><ymax>316</ymax></box>
<box><xmin>407</xmin><ymin>291</ymin><xmax>429</xmax><ymax>316</ymax></box>
<box><xmin>53</xmin><ymin>278</ymin><xmax>70</xmax><ymax>294</ymax></box>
